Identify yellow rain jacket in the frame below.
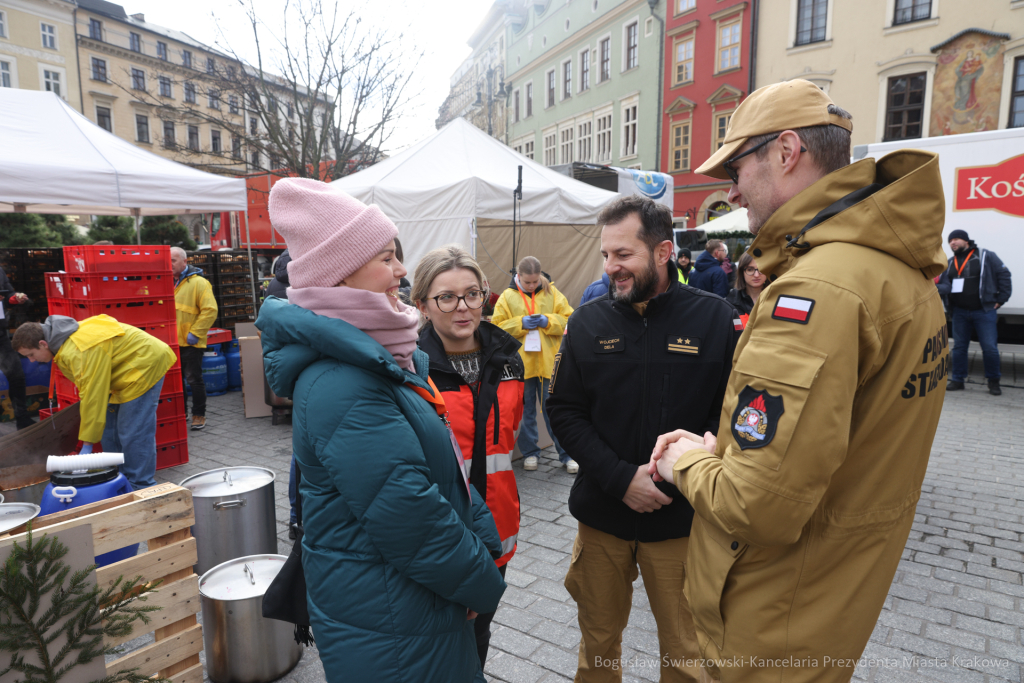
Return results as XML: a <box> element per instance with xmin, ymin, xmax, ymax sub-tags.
<box><xmin>174</xmin><ymin>266</ymin><xmax>218</xmax><ymax>348</ymax></box>
<box><xmin>491</xmin><ymin>281</ymin><xmax>573</xmax><ymax>380</ymax></box>
<box><xmin>671</xmin><ymin>151</ymin><xmax>948</xmax><ymax>682</ymax></box>
<box><xmin>54</xmin><ymin>315</ymin><xmax>177</xmax><ymax>443</ymax></box>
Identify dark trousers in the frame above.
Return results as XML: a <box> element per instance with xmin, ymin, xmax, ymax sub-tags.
<box><xmin>951</xmin><ymin>306</ymin><xmax>1001</xmax><ymax>381</ymax></box>
<box><xmin>0</xmin><ymin>333</ymin><xmax>32</xmax><ymax>429</ymax></box>
<box><xmin>474</xmin><ymin>563</ymin><xmax>507</xmax><ymax>668</ymax></box>
<box><xmin>180</xmin><ymin>346</ymin><xmax>207</xmax><ymax>417</ymax></box>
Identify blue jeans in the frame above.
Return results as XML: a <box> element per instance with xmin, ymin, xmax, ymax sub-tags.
<box><xmin>519</xmin><ymin>377</ymin><xmax>569</xmax><ymax>462</ymax></box>
<box><xmin>951</xmin><ymin>306</ymin><xmax>1000</xmax><ymax>381</ymax></box>
<box><xmin>102</xmin><ymin>378</ymin><xmax>163</xmax><ymax>490</ymax></box>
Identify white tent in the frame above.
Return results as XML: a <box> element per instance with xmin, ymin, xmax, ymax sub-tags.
<box><xmin>0</xmin><ymin>90</ymin><xmax>246</xmax><ymax>217</ymax></box>
<box><xmin>702</xmin><ymin>207</ymin><xmax>749</xmax><ymax>233</ymax></box>
<box><xmin>331</xmin><ymin>117</ymin><xmax>620</xmax><ymax>305</ymax></box>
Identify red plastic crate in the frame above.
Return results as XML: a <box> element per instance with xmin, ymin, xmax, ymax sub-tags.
<box><xmin>63</xmin><ymin>245</ymin><xmax>172</xmax><ymax>274</ymax></box>
<box><xmin>138</xmin><ymin>321</ymin><xmax>179</xmax><ymax>346</ymax></box>
<box><xmin>60</xmin><ymin>296</ymin><xmax>175</xmax><ymax>326</ymax></box>
<box><xmin>156</xmin><ymin>439</ymin><xmax>189</xmax><ymax>470</ymax></box>
<box><xmin>206</xmin><ymin>328</ymin><xmax>232</xmax><ymax>346</ymax></box>
<box><xmin>48</xmin><ymin>297</ymin><xmax>72</xmax><ymax>317</ymax></box>
<box><xmin>38</xmin><ymin>408</ymin><xmax>55</xmax><ymax>419</ymax></box>
<box><xmin>157</xmin><ymin>392</ymin><xmax>186</xmax><ymax>421</ymax></box>
<box><xmin>46</xmin><ymin>272</ymin><xmax>174</xmax><ymax>299</ymax></box>
<box><xmin>160</xmin><ymin>372</ymin><xmax>183</xmax><ymax>396</ymax></box>
<box><xmin>56</xmin><ymin>392</ymin><xmax>78</xmax><ymax>409</ymax></box>
<box><xmin>53</xmin><ymin>367</ymin><xmax>78</xmax><ymax>399</ymax></box>
<box><xmin>156</xmin><ymin>416</ymin><xmax>189</xmax><ymax>444</ymax></box>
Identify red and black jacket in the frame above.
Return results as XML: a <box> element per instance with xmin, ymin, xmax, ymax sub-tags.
<box><xmin>419</xmin><ymin>321</ymin><xmax>525</xmax><ymax>567</ymax></box>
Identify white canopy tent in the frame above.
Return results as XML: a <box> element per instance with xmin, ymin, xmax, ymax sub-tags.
<box><xmin>702</xmin><ymin>207</ymin><xmax>749</xmax><ymax>233</ymax></box>
<box><xmin>0</xmin><ymin>90</ymin><xmax>247</xmax><ymax>219</ymax></box>
<box><xmin>331</xmin><ymin>118</ymin><xmax>620</xmax><ymax>305</ymax></box>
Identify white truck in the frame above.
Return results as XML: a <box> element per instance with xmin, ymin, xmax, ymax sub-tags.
<box><xmin>853</xmin><ymin>128</ymin><xmax>1023</xmax><ymax>338</ymax></box>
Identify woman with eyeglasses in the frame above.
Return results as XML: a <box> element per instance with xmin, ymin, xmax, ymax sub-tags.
<box><xmin>726</xmin><ymin>252</ymin><xmax>767</xmax><ymax>326</ymax></box>
<box><xmin>413</xmin><ymin>245</ymin><xmax>526</xmax><ymax>667</ymax></box>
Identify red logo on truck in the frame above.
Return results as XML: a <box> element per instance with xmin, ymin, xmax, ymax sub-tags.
<box><xmin>954</xmin><ymin>154</ymin><xmax>1024</xmax><ymax>218</ymax></box>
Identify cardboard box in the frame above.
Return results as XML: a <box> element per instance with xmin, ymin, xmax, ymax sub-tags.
<box><xmin>238</xmin><ymin>335</ymin><xmax>273</xmax><ymax>418</ymax></box>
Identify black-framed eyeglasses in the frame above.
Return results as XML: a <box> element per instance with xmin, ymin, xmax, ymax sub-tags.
<box><xmin>429</xmin><ymin>290</ymin><xmax>487</xmax><ymax>313</ymax></box>
<box><xmin>722</xmin><ymin>134</ymin><xmax>806</xmax><ymax>184</ymax></box>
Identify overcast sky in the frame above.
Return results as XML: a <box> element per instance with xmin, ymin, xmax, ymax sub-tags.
<box><xmin>128</xmin><ymin>0</ymin><xmax>491</xmax><ymax>153</ymax></box>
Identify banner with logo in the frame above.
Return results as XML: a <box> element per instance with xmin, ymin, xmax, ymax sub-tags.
<box><xmin>613</xmin><ymin>168</ymin><xmax>674</xmax><ymax>209</ymax></box>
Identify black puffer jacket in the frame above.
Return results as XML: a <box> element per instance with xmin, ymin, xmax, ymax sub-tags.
<box><xmin>266</xmin><ymin>249</ymin><xmax>291</xmax><ymax>300</ymax></box>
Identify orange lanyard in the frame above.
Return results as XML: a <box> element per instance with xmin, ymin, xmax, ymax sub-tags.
<box><xmin>406</xmin><ymin>376</ymin><xmax>447</xmax><ymax>417</ymax></box>
<box><xmin>953</xmin><ymin>250</ymin><xmax>975</xmax><ymax>277</ymax></box>
<box><xmin>517</xmin><ymin>286</ymin><xmax>537</xmax><ymax>316</ymax></box>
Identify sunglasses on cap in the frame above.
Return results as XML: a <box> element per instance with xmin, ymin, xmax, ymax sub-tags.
<box><xmin>722</xmin><ymin>134</ymin><xmax>807</xmax><ymax>185</ymax></box>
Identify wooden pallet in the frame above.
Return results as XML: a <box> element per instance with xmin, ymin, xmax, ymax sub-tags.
<box><xmin>0</xmin><ymin>483</ymin><xmax>203</xmax><ymax>683</ymax></box>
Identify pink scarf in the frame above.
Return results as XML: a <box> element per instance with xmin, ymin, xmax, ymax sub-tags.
<box><xmin>287</xmin><ymin>286</ymin><xmax>419</xmax><ymax>372</ymax></box>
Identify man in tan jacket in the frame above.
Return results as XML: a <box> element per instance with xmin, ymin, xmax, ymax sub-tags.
<box><xmin>650</xmin><ymin>80</ymin><xmax>948</xmax><ymax>682</ymax></box>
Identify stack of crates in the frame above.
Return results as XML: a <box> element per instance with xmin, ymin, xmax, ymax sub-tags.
<box><xmin>0</xmin><ymin>248</ymin><xmax>64</xmax><ymax>331</ymax></box>
<box><xmin>45</xmin><ymin>245</ymin><xmax>188</xmax><ymax>469</ymax></box>
<box><xmin>211</xmin><ymin>251</ymin><xmax>257</xmax><ymax>331</ymax></box>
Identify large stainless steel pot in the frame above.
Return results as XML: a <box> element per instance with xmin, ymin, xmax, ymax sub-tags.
<box><xmin>180</xmin><ymin>467</ymin><xmax>277</xmax><ymax>575</ymax></box>
<box><xmin>200</xmin><ymin>554</ymin><xmax>302</xmax><ymax>683</ymax></box>
<box><xmin>1</xmin><ymin>480</ymin><xmax>48</xmax><ymax>505</ymax></box>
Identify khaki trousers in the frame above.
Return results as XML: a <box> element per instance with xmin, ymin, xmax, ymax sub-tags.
<box><xmin>564</xmin><ymin>523</ymin><xmax>710</xmax><ymax>683</ymax></box>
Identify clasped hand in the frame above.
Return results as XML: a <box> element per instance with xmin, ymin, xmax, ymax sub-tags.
<box><xmin>646</xmin><ymin>429</ymin><xmax>717</xmax><ymax>483</ymax></box>
<box><xmin>522</xmin><ymin>315</ymin><xmax>547</xmax><ymax>330</ymax></box>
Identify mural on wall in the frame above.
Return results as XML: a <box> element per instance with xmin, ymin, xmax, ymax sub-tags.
<box><xmin>931</xmin><ymin>32</ymin><xmax>1005</xmax><ymax>136</ymax></box>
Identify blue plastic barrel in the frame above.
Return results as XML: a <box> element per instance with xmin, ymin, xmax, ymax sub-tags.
<box><xmin>40</xmin><ymin>467</ymin><xmax>137</xmax><ymax>566</ymax></box>
<box><xmin>22</xmin><ymin>357</ymin><xmax>50</xmax><ymax>387</ymax></box>
<box><xmin>203</xmin><ymin>350</ymin><xmax>228</xmax><ymax>395</ymax></box>
<box><xmin>225</xmin><ymin>340</ymin><xmax>241</xmax><ymax>391</ymax></box>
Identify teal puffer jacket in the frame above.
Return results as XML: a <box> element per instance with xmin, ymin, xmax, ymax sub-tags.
<box><xmin>257</xmin><ymin>297</ymin><xmax>506</xmax><ymax>683</ymax></box>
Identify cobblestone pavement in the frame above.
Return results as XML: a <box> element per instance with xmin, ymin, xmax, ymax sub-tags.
<box><xmin>153</xmin><ymin>374</ymin><xmax>1024</xmax><ymax>683</ymax></box>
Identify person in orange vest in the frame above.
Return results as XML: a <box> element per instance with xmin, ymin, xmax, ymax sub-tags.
<box><xmin>413</xmin><ymin>245</ymin><xmax>525</xmax><ymax>668</ymax></box>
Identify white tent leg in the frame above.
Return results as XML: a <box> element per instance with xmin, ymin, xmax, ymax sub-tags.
<box><xmin>244</xmin><ymin>211</ymin><xmax>257</xmax><ymax>314</ymax></box>
<box><xmin>133</xmin><ymin>209</ymin><xmax>142</xmax><ymax>245</ymax></box>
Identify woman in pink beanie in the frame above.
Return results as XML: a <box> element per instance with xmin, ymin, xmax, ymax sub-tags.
<box><xmin>256</xmin><ymin>178</ymin><xmax>506</xmax><ymax>683</ymax></box>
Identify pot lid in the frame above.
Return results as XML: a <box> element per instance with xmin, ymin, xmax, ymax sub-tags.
<box><xmin>180</xmin><ymin>467</ymin><xmax>275</xmax><ymax>498</ymax></box>
<box><xmin>0</xmin><ymin>503</ymin><xmax>41</xmax><ymax>534</ymax></box>
<box><xmin>199</xmin><ymin>554</ymin><xmax>288</xmax><ymax>601</ymax></box>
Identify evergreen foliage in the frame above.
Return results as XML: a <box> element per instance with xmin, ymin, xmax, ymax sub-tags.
<box><xmin>0</xmin><ymin>215</ymin><xmax>63</xmax><ymax>248</ymax></box>
<box><xmin>140</xmin><ymin>216</ymin><xmax>197</xmax><ymax>250</ymax></box>
<box><xmin>43</xmin><ymin>216</ymin><xmax>86</xmax><ymax>246</ymax></box>
<box><xmin>0</xmin><ymin>530</ymin><xmax>163</xmax><ymax>683</ymax></box>
<box><xmin>86</xmin><ymin>217</ymin><xmax>137</xmax><ymax>245</ymax></box>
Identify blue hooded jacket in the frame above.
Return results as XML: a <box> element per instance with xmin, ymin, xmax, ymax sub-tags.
<box><xmin>579</xmin><ymin>273</ymin><xmax>611</xmax><ymax>305</ymax></box>
<box><xmin>689</xmin><ymin>250</ymin><xmax>729</xmax><ymax>298</ymax></box>
<box><xmin>256</xmin><ymin>297</ymin><xmax>505</xmax><ymax>683</ymax></box>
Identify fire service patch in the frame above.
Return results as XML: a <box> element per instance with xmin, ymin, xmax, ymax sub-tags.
<box><xmin>731</xmin><ymin>386</ymin><xmax>785</xmax><ymax>450</ymax></box>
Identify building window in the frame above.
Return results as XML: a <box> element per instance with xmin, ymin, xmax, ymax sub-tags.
<box><xmin>514</xmin><ymin>89</ymin><xmax>521</xmax><ymax>122</ymax></box>
<box><xmin>718</xmin><ymin>20</ymin><xmax>741</xmax><ymax>72</ymax></box>
<box><xmin>795</xmin><ymin>0</ymin><xmax>827</xmax><ymax>46</ymax></box>
<box><xmin>562</xmin><ymin>60</ymin><xmax>572</xmax><ymax>99</ymax></box>
<box><xmin>211</xmin><ymin>129</ymin><xmax>221</xmax><ymax>153</ymax></box>
<box><xmin>159</xmin><ymin>76</ymin><xmax>172</xmax><ymax>97</ymax></box>
<box><xmin>526</xmin><ymin>83</ymin><xmax>533</xmax><ymax>117</ymax></box>
<box><xmin>580</xmin><ymin>50</ymin><xmax>590</xmax><ymax>91</ymax></box>
<box><xmin>157</xmin><ymin>41</ymin><xmax>167</xmax><ymax>60</ymax></box>
<box><xmin>136</xmin><ymin>114</ymin><xmax>150</xmax><ymax>143</ymax></box>
<box><xmin>229</xmin><ymin>95</ymin><xmax>239</xmax><ymax>115</ymax></box>
<box><xmin>232</xmin><ymin>136</ymin><xmax>242</xmax><ymax>159</ymax></box>
<box><xmin>560</xmin><ymin>127</ymin><xmax>574</xmax><ymax>164</ymax></box>
<box><xmin>714</xmin><ymin>112</ymin><xmax>732</xmax><ymax>150</ymax></box>
<box><xmin>287</xmin><ymin>102</ymin><xmax>294</xmax><ymax>119</ymax></box>
<box><xmin>544</xmin><ymin>131</ymin><xmax>557</xmax><ymax>165</ymax></box>
<box><xmin>209</xmin><ymin>89</ymin><xmax>220</xmax><ymax>109</ymax></box>
<box><xmin>131</xmin><ymin>68</ymin><xmax>146</xmax><ymax>91</ymax></box>
<box><xmin>546</xmin><ymin>69</ymin><xmax>556</xmax><ymax>107</ymax></box>
<box><xmin>96</xmin><ymin>106</ymin><xmax>112</xmax><ymax>132</ymax></box>
<box><xmin>676</xmin><ymin>0</ymin><xmax>696</xmax><ymax>13</ymax></box>
<box><xmin>0</xmin><ymin>11</ymin><xmax>6</xmax><ymax>38</ymax></box>
<box><xmin>43</xmin><ymin>70</ymin><xmax>61</xmax><ymax>96</ymax></box>
<box><xmin>91</xmin><ymin>57</ymin><xmax>107</xmax><ymax>82</ymax></box>
<box><xmin>674</xmin><ymin>36</ymin><xmax>694</xmax><ymax>84</ymax></box>
<box><xmin>670</xmin><ymin>121</ymin><xmax>691</xmax><ymax>172</ymax></box>
<box><xmin>188</xmin><ymin>125</ymin><xmax>199</xmax><ymax>151</ymax></box>
<box><xmin>622</xmin><ymin>104</ymin><xmax>637</xmax><ymax>156</ymax></box>
<box><xmin>600</xmin><ymin>38</ymin><xmax>611</xmax><ymax>81</ymax></box>
<box><xmin>250</xmin><ymin>116</ymin><xmax>258</xmax><ymax>135</ymax></box>
<box><xmin>250</xmin><ymin>150</ymin><xmax>259</xmax><ymax>168</ymax></box>
<box><xmin>41</xmin><ymin>23</ymin><xmax>56</xmax><ymax>50</ymax></box>
<box><xmin>163</xmin><ymin>120</ymin><xmax>175</xmax><ymax>147</ymax></box>
<box><xmin>182</xmin><ymin>50</ymin><xmax>192</xmax><ymax>68</ymax></box>
<box><xmin>577</xmin><ymin>120</ymin><xmax>592</xmax><ymax>162</ymax></box>
<box><xmin>227</xmin><ymin>66</ymin><xmax>236</xmax><ymax>81</ymax></box>
<box><xmin>1010</xmin><ymin>57</ymin><xmax>1024</xmax><ymax>128</ymax></box>
<box><xmin>596</xmin><ymin>113</ymin><xmax>612</xmax><ymax>162</ymax></box>
<box><xmin>269</xmin><ymin>154</ymin><xmax>279</xmax><ymax>170</ymax></box>
<box><xmin>130</xmin><ymin>32</ymin><xmax>141</xmax><ymax>52</ymax></box>
<box><xmin>524</xmin><ymin>140</ymin><xmax>534</xmax><ymax>160</ymax></box>
<box><xmin>0</xmin><ymin>61</ymin><xmax>10</xmax><ymax>88</ymax></box>
<box><xmin>625</xmin><ymin>22</ymin><xmax>639</xmax><ymax>70</ymax></box>
<box><xmin>184</xmin><ymin>81</ymin><xmax>196</xmax><ymax>103</ymax></box>
<box><xmin>884</xmin><ymin>73</ymin><xmax>926</xmax><ymax>141</ymax></box>
<box><xmin>89</xmin><ymin>18</ymin><xmax>102</xmax><ymax>41</ymax></box>
<box><xmin>206</xmin><ymin>57</ymin><xmax>215</xmax><ymax>74</ymax></box>
<box><xmin>894</xmin><ymin>0</ymin><xmax>931</xmax><ymax>25</ymax></box>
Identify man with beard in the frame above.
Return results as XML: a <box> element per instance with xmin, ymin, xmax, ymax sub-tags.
<box><xmin>547</xmin><ymin>194</ymin><xmax>738</xmax><ymax>683</ymax></box>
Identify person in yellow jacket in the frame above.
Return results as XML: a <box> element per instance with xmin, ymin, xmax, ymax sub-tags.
<box><xmin>14</xmin><ymin>315</ymin><xmax>177</xmax><ymax>490</ymax></box>
<box><xmin>491</xmin><ymin>256</ymin><xmax>575</xmax><ymax>473</ymax></box>
<box><xmin>171</xmin><ymin>247</ymin><xmax>218</xmax><ymax>431</ymax></box>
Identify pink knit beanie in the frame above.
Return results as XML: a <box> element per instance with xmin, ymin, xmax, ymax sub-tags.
<box><xmin>268</xmin><ymin>178</ymin><xmax>398</xmax><ymax>289</ymax></box>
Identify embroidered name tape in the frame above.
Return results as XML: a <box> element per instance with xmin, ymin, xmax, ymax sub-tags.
<box><xmin>595</xmin><ymin>336</ymin><xmax>624</xmax><ymax>353</ymax></box>
<box><xmin>667</xmin><ymin>335</ymin><xmax>700</xmax><ymax>355</ymax></box>
<box><xmin>772</xmin><ymin>295</ymin><xmax>815</xmax><ymax>324</ymax></box>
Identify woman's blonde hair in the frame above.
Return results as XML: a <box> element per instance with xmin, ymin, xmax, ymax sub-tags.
<box><xmin>411</xmin><ymin>245</ymin><xmax>488</xmax><ymax>327</ymax></box>
<box><xmin>517</xmin><ymin>255</ymin><xmax>551</xmax><ymax>294</ymax></box>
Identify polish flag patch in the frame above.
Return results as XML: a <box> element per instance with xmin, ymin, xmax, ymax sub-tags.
<box><xmin>733</xmin><ymin>317</ymin><xmax>744</xmax><ymax>331</ymax></box>
<box><xmin>771</xmin><ymin>295</ymin><xmax>815</xmax><ymax>324</ymax></box>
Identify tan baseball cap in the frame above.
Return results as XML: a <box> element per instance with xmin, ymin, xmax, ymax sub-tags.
<box><xmin>696</xmin><ymin>79</ymin><xmax>853</xmax><ymax>180</ymax></box>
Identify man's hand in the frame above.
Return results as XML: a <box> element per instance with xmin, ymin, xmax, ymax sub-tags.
<box><xmin>14</xmin><ymin>293</ymin><xmax>28</xmax><ymax>304</ymax></box>
<box><xmin>623</xmin><ymin>466</ymin><xmax>673</xmax><ymax>513</ymax></box>
<box><xmin>994</xmin><ymin>303</ymin><xmax>1001</xmax><ymax>309</ymax></box>
<box><xmin>79</xmin><ymin>442</ymin><xmax>93</xmax><ymax>455</ymax></box>
<box><xmin>649</xmin><ymin>430</ymin><xmax>716</xmax><ymax>482</ymax></box>
<box><xmin>467</xmin><ymin>609</ymin><xmax>478</xmax><ymax>620</ymax></box>
<box><xmin>186</xmin><ymin>332</ymin><xmax>199</xmax><ymax>345</ymax></box>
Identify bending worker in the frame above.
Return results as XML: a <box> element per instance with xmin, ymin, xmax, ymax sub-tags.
<box><xmin>171</xmin><ymin>247</ymin><xmax>218</xmax><ymax>430</ymax></box>
<box><xmin>13</xmin><ymin>315</ymin><xmax>176</xmax><ymax>490</ymax></box>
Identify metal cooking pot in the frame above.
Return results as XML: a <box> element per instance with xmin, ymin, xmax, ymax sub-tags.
<box><xmin>0</xmin><ymin>503</ymin><xmax>41</xmax><ymax>535</ymax></box>
<box><xmin>1</xmin><ymin>480</ymin><xmax>49</xmax><ymax>505</ymax></box>
<box><xmin>180</xmin><ymin>467</ymin><xmax>277</xmax><ymax>575</ymax></box>
<box><xmin>200</xmin><ymin>554</ymin><xmax>302</xmax><ymax>683</ymax></box>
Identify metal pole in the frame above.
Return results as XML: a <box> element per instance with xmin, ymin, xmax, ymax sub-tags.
<box><xmin>244</xmin><ymin>210</ymin><xmax>258</xmax><ymax>317</ymax></box>
<box><xmin>133</xmin><ymin>209</ymin><xmax>142</xmax><ymax>245</ymax></box>
<box><xmin>486</xmin><ymin>69</ymin><xmax>494</xmax><ymax>137</ymax></box>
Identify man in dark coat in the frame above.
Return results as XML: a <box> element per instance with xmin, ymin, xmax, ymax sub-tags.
<box><xmin>690</xmin><ymin>239</ymin><xmax>729</xmax><ymax>297</ymax></box>
<box><xmin>0</xmin><ymin>266</ymin><xmax>35</xmax><ymax>429</ymax></box>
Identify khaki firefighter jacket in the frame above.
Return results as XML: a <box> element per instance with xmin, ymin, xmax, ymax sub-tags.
<box><xmin>672</xmin><ymin>150</ymin><xmax>948</xmax><ymax>682</ymax></box>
